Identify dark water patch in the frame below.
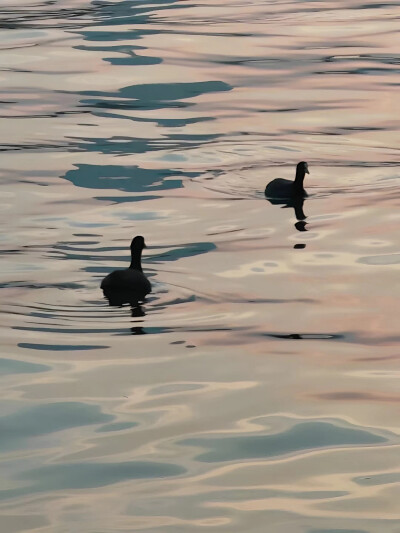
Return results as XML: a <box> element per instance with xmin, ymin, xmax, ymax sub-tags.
<box><xmin>0</xmin><ymin>281</ymin><xmax>85</xmax><ymax>290</ymax></box>
<box><xmin>18</xmin><ymin>343</ymin><xmax>108</xmax><ymax>352</ymax></box>
<box><xmin>49</xmin><ymin>237</ymin><xmax>155</xmax><ymax>264</ymax></box>
<box><xmin>78</xmin><ymin>81</ymin><xmax>232</xmax><ymax>112</ymax></box>
<box><xmin>71</xmin><ymin>133</ymin><xmax>219</xmax><ymax>155</ymax></box>
<box><xmin>73</xmin><ymin>233</ymin><xmax>101</xmax><ymax>237</ymax></box>
<box><xmin>315</xmin><ymin>67</ymin><xmax>400</xmax><ymax>76</ymax></box>
<box><xmin>0</xmin><ymin>110</ymin><xmax>91</xmax><ymax>120</ymax></box>
<box><xmin>0</xmin><ymin>358</ymin><xmax>51</xmax><ymax>375</ymax></box>
<box><xmin>55</xmin><ymin>240</ymin><xmax>99</xmax><ymax>247</ymax></box>
<box><xmin>359</xmin><ymin>2</ymin><xmax>400</xmax><ymax>8</ymax></box>
<box><xmin>12</xmin><ymin>321</ymin><xmax>247</xmax><ymax>337</ymax></box>
<box><xmin>79</xmin><ymin>0</ymin><xmax>192</xmax><ymax>33</ymax></box>
<box><xmin>63</xmin><ymin>164</ymin><xmax>199</xmax><ymax>193</ymax></box>
<box><xmin>91</xmin><ymin>109</ymin><xmax>214</xmax><ymax>128</ymax></box>
<box><xmin>0</xmin><ymin>141</ymin><xmax>81</xmax><ymax>153</ymax></box>
<box><xmin>327</xmin><ymin>53</ymin><xmax>400</xmax><ymax>66</ymax></box>
<box><xmin>0</xmin><ymin>3</ymin><xmax>108</xmax><ymax>30</ymax></box>
<box><xmin>68</xmin><ymin>220</ymin><xmax>114</xmax><ymax>229</ymax></box>
<box><xmin>0</xmin><ymin>402</ymin><xmax>113</xmax><ymax>452</ymax></box>
<box><xmin>0</xmin><ymin>248</ymin><xmax>24</xmax><ymax>256</ymax></box>
<box><xmin>104</xmin><ymin>52</ymin><xmax>162</xmax><ymax>67</ymax></box>
<box><xmin>78</xmin><ymin>28</ymin><xmax>159</xmax><ymax>44</ymax></box>
<box><xmin>122</xmin><ymin>115</ymin><xmax>213</xmax><ymax>128</ymax></box>
<box><xmin>264</xmin><ymin>333</ymin><xmax>344</xmax><ymax>341</ymax></box>
<box><xmin>149</xmin><ymin>242</ymin><xmax>217</xmax><ymax>263</ymax></box>
<box><xmin>13</xmin><ymin>324</ymin><xmax>173</xmax><ymax>336</ymax></box>
<box><xmin>0</xmin><ymin>460</ymin><xmax>185</xmax><ymax>501</ymax></box>
<box><xmin>76</xmin><ymin>42</ymin><xmax>162</xmax><ymax>67</ymax></box>
<box><xmin>95</xmin><ymin>194</ymin><xmax>160</xmax><ymax>203</ymax></box>
<box><xmin>13</xmin><ymin>325</ymin><xmax>129</xmax><ymax>335</ymax></box>
<box><xmin>181</xmin><ymin>421</ymin><xmax>387</xmax><ymax>463</ymax></box>
<box><xmin>255</xmin><ymin>330</ymin><xmax>400</xmax><ymax>347</ymax></box>
<box><xmin>8</xmin><ymin>302</ymin><xmax>114</xmax><ymax>322</ymax></box>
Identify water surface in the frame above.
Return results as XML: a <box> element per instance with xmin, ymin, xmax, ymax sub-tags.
<box><xmin>0</xmin><ymin>1</ymin><xmax>399</xmax><ymax>532</ymax></box>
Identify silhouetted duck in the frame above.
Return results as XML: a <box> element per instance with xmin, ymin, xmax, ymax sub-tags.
<box><xmin>265</xmin><ymin>161</ymin><xmax>309</xmax><ymax>199</ymax></box>
<box><xmin>101</xmin><ymin>236</ymin><xmax>151</xmax><ymax>304</ymax></box>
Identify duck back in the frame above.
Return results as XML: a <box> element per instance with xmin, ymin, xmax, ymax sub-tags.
<box><xmin>264</xmin><ymin>178</ymin><xmax>293</xmax><ymax>199</ymax></box>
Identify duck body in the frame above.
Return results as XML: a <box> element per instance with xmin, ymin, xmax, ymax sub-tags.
<box><xmin>101</xmin><ymin>236</ymin><xmax>151</xmax><ymax>305</ymax></box>
<box><xmin>101</xmin><ymin>269</ymin><xmax>151</xmax><ymax>296</ymax></box>
<box><xmin>265</xmin><ymin>162</ymin><xmax>309</xmax><ymax>200</ymax></box>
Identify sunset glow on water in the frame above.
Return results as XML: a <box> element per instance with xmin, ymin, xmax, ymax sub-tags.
<box><xmin>0</xmin><ymin>1</ymin><xmax>399</xmax><ymax>532</ymax></box>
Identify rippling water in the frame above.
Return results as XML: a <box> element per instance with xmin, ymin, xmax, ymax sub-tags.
<box><xmin>1</xmin><ymin>1</ymin><xmax>399</xmax><ymax>531</ymax></box>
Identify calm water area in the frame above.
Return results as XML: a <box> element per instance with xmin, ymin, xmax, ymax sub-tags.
<box><xmin>0</xmin><ymin>1</ymin><xmax>399</xmax><ymax>531</ymax></box>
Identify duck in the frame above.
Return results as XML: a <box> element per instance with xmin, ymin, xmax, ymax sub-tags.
<box><xmin>101</xmin><ymin>235</ymin><xmax>151</xmax><ymax>304</ymax></box>
<box><xmin>265</xmin><ymin>161</ymin><xmax>309</xmax><ymax>199</ymax></box>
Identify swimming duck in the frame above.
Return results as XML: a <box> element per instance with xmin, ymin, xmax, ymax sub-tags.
<box><xmin>101</xmin><ymin>236</ymin><xmax>151</xmax><ymax>303</ymax></box>
<box><xmin>265</xmin><ymin>161</ymin><xmax>309</xmax><ymax>199</ymax></box>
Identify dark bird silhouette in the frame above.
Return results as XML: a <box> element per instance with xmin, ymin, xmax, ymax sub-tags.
<box><xmin>101</xmin><ymin>236</ymin><xmax>151</xmax><ymax>305</ymax></box>
<box><xmin>265</xmin><ymin>161</ymin><xmax>309</xmax><ymax>199</ymax></box>
<box><xmin>265</xmin><ymin>163</ymin><xmax>310</xmax><ymax>235</ymax></box>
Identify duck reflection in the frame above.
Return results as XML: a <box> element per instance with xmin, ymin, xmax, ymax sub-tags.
<box><xmin>103</xmin><ymin>287</ymin><xmax>145</xmax><ymax>307</ymax></box>
<box><xmin>102</xmin><ymin>289</ymin><xmax>147</xmax><ymax>336</ymax></box>
<box><xmin>267</xmin><ymin>195</ymin><xmax>308</xmax><ymax>233</ymax></box>
<box><xmin>130</xmin><ymin>305</ymin><xmax>146</xmax><ymax>335</ymax></box>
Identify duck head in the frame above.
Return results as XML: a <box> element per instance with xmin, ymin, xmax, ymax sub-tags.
<box><xmin>297</xmin><ymin>161</ymin><xmax>309</xmax><ymax>175</ymax></box>
<box><xmin>130</xmin><ymin>235</ymin><xmax>147</xmax><ymax>252</ymax></box>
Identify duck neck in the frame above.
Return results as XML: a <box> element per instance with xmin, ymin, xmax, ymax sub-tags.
<box><xmin>293</xmin><ymin>167</ymin><xmax>305</xmax><ymax>193</ymax></box>
<box><xmin>129</xmin><ymin>249</ymin><xmax>143</xmax><ymax>272</ymax></box>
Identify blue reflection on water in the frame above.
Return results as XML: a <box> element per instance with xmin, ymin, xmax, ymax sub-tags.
<box><xmin>0</xmin><ymin>402</ymin><xmax>113</xmax><ymax>452</ymax></box>
<box><xmin>63</xmin><ymin>164</ymin><xmax>195</xmax><ymax>193</ymax></box>
<box><xmin>0</xmin><ymin>358</ymin><xmax>51</xmax><ymax>375</ymax></box>
<box><xmin>0</xmin><ymin>460</ymin><xmax>185</xmax><ymax>501</ymax></box>
<box><xmin>181</xmin><ymin>421</ymin><xmax>387</xmax><ymax>462</ymax></box>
